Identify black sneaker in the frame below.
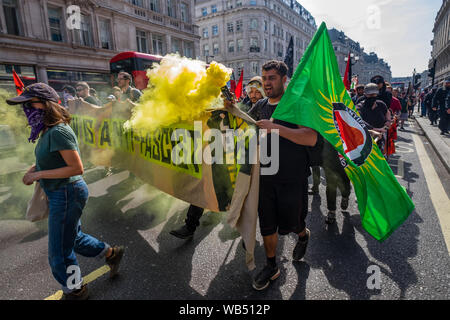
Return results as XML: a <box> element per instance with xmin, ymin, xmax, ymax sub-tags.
<box><xmin>325</xmin><ymin>211</ymin><xmax>336</xmax><ymax>224</ymax></box>
<box><xmin>341</xmin><ymin>197</ymin><xmax>349</xmax><ymax>210</ymax></box>
<box><xmin>252</xmin><ymin>264</ymin><xmax>280</xmax><ymax>291</ymax></box>
<box><xmin>170</xmin><ymin>224</ymin><xmax>195</xmax><ymax>239</ymax></box>
<box><xmin>309</xmin><ymin>186</ymin><xmax>319</xmax><ymax>195</ymax></box>
<box><xmin>293</xmin><ymin>228</ymin><xmax>310</xmax><ymax>261</ymax></box>
<box><xmin>61</xmin><ymin>284</ymin><xmax>89</xmax><ymax>300</ymax></box>
<box><xmin>105</xmin><ymin>246</ymin><xmax>125</xmax><ymax>279</ymax></box>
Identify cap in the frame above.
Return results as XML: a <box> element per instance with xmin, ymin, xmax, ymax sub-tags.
<box><xmin>7</xmin><ymin>83</ymin><xmax>60</xmax><ymax>105</ymax></box>
<box><xmin>246</xmin><ymin>76</ymin><xmax>266</xmax><ymax>98</ymax></box>
<box><xmin>356</xmin><ymin>84</ymin><xmax>365</xmax><ymax>90</ymax></box>
<box><xmin>364</xmin><ymin>83</ymin><xmax>379</xmax><ymax>95</ymax></box>
<box><xmin>444</xmin><ymin>77</ymin><xmax>450</xmax><ymax>83</ymax></box>
<box><xmin>370</xmin><ymin>75</ymin><xmax>385</xmax><ymax>85</ymax></box>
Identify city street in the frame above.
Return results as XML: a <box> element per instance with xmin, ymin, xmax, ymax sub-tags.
<box><xmin>1</xmin><ymin>116</ymin><xmax>449</xmax><ymax>300</ymax></box>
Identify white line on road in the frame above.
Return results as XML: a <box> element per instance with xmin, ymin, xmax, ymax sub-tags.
<box><xmin>411</xmin><ymin>131</ymin><xmax>450</xmax><ymax>255</ymax></box>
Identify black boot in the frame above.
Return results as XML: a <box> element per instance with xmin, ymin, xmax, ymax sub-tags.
<box><xmin>170</xmin><ymin>224</ymin><xmax>196</xmax><ymax>239</ymax></box>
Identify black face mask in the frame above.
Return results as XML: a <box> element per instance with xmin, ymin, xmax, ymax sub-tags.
<box><xmin>364</xmin><ymin>97</ymin><xmax>377</xmax><ymax>108</ymax></box>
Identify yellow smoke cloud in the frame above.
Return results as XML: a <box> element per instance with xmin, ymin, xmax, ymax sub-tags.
<box><xmin>125</xmin><ymin>54</ymin><xmax>231</xmax><ymax>131</ymax></box>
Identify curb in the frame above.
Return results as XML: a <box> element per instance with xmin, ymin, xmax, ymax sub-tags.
<box><xmin>414</xmin><ymin>117</ymin><xmax>450</xmax><ymax>174</ymax></box>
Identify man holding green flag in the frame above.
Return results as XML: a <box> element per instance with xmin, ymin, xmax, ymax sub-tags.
<box><xmin>271</xmin><ymin>22</ymin><xmax>414</xmax><ymax>243</ymax></box>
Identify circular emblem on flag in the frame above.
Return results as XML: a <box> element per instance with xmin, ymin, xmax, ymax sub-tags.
<box><xmin>332</xmin><ymin>102</ymin><xmax>372</xmax><ymax>167</ymax></box>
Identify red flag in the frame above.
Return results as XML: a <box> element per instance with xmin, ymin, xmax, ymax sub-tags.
<box><xmin>234</xmin><ymin>70</ymin><xmax>244</xmax><ymax>99</ymax></box>
<box><xmin>229</xmin><ymin>72</ymin><xmax>236</xmax><ymax>93</ymax></box>
<box><xmin>13</xmin><ymin>70</ymin><xmax>24</xmax><ymax>95</ymax></box>
<box><xmin>343</xmin><ymin>52</ymin><xmax>351</xmax><ymax>90</ymax></box>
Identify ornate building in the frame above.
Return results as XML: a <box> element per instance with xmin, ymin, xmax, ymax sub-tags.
<box><xmin>195</xmin><ymin>0</ymin><xmax>316</xmax><ymax>83</ymax></box>
<box><xmin>430</xmin><ymin>0</ymin><xmax>449</xmax><ymax>85</ymax></box>
<box><xmin>329</xmin><ymin>28</ymin><xmax>391</xmax><ymax>86</ymax></box>
<box><xmin>0</xmin><ymin>0</ymin><xmax>200</xmax><ymax>94</ymax></box>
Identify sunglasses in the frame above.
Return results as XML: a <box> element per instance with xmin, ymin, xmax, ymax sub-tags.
<box><xmin>76</xmin><ymin>88</ymin><xmax>86</xmax><ymax>92</ymax></box>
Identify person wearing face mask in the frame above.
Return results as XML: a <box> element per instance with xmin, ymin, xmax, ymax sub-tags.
<box><xmin>432</xmin><ymin>78</ymin><xmax>450</xmax><ymax>135</ymax></box>
<box><xmin>6</xmin><ymin>83</ymin><xmax>124</xmax><ymax>300</ymax></box>
<box><xmin>356</xmin><ymin>83</ymin><xmax>392</xmax><ymax>152</ymax></box>
<box><xmin>370</xmin><ymin>75</ymin><xmax>392</xmax><ymax>109</ymax></box>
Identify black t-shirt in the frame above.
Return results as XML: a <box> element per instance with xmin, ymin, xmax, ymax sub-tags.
<box><xmin>358</xmin><ymin>100</ymin><xmax>388</xmax><ymax>129</ymax></box>
<box><xmin>250</xmin><ymin>98</ymin><xmax>309</xmax><ymax>184</ymax></box>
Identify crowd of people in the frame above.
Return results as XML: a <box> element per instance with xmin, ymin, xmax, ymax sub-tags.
<box><xmin>6</xmin><ymin>58</ymin><xmax>449</xmax><ymax>299</ymax></box>
<box><xmin>59</xmin><ymin>71</ymin><xmax>143</xmax><ymax>109</ymax></box>
<box><xmin>419</xmin><ymin>78</ymin><xmax>450</xmax><ymax>135</ymax></box>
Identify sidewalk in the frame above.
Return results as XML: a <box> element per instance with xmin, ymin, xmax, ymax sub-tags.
<box><xmin>414</xmin><ymin>114</ymin><xmax>450</xmax><ymax>173</ymax></box>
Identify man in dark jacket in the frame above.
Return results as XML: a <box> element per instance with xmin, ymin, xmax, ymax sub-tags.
<box><xmin>117</xmin><ymin>72</ymin><xmax>142</xmax><ymax>103</ymax></box>
<box><xmin>433</xmin><ymin>78</ymin><xmax>450</xmax><ymax>135</ymax></box>
<box><xmin>370</xmin><ymin>75</ymin><xmax>392</xmax><ymax>109</ymax></box>
<box><xmin>425</xmin><ymin>87</ymin><xmax>438</xmax><ymax>125</ymax></box>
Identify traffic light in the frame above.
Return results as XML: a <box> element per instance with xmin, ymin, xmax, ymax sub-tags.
<box><xmin>413</xmin><ymin>74</ymin><xmax>421</xmax><ymax>89</ymax></box>
<box><xmin>428</xmin><ymin>67</ymin><xmax>435</xmax><ymax>78</ymax></box>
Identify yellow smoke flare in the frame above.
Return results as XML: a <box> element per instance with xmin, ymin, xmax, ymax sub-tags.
<box><xmin>125</xmin><ymin>54</ymin><xmax>231</xmax><ymax>131</ymax></box>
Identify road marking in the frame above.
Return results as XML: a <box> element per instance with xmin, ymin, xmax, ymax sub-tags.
<box><xmin>411</xmin><ymin>132</ymin><xmax>450</xmax><ymax>255</ymax></box>
<box><xmin>44</xmin><ymin>265</ymin><xmax>111</xmax><ymax>300</ymax></box>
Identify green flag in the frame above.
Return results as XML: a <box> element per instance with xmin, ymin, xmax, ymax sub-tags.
<box><xmin>272</xmin><ymin>22</ymin><xmax>414</xmax><ymax>242</ymax></box>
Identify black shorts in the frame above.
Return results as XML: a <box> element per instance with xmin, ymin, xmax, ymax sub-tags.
<box><xmin>258</xmin><ymin>178</ymin><xmax>308</xmax><ymax>237</ymax></box>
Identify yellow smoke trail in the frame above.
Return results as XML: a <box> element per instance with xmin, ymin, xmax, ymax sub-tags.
<box><xmin>125</xmin><ymin>54</ymin><xmax>231</xmax><ymax>131</ymax></box>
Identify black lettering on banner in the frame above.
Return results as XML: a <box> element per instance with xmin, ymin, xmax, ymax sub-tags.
<box><xmin>83</xmin><ymin>118</ymin><xmax>94</xmax><ymax>145</ymax></box>
<box><xmin>151</xmin><ymin>128</ymin><xmax>161</xmax><ymax>161</ymax></box>
<box><xmin>160</xmin><ymin>128</ymin><xmax>172</xmax><ymax>165</ymax></box>
<box><xmin>144</xmin><ymin>133</ymin><xmax>152</xmax><ymax>159</ymax></box>
<box><xmin>70</xmin><ymin>116</ymin><xmax>80</xmax><ymax>139</ymax></box>
<box><xmin>100</xmin><ymin>121</ymin><xmax>112</xmax><ymax>147</ymax></box>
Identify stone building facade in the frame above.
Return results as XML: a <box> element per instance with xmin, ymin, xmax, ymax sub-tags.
<box><xmin>194</xmin><ymin>0</ymin><xmax>316</xmax><ymax>83</ymax></box>
<box><xmin>0</xmin><ymin>0</ymin><xmax>200</xmax><ymax>94</ymax></box>
<box><xmin>430</xmin><ymin>0</ymin><xmax>449</xmax><ymax>86</ymax></box>
<box><xmin>329</xmin><ymin>28</ymin><xmax>391</xmax><ymax>86</ymax></box>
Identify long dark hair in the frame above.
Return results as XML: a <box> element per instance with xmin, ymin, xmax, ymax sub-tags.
<box><xmin>43</xmin><ymin>100</ymin><xmax>71</xmax><ymax>127</ymax></box>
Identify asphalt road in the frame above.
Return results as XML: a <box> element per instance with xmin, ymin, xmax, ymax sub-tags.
<box><xmin>0</xmin><ymin>117</ymin><xmax>449</xmax><ymax>300</ymax></box>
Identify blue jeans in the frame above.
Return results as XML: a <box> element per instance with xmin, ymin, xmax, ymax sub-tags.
<box><xmin>44</xmin><ymin>178</ymin><xmax>109</xmax><ymax>293</ymax></box>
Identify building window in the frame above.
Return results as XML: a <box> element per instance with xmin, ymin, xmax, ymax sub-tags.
<box><xmin>264</xmin><ymin>39</ymin><xmax>268</xmax><ymax>52</ymax></box>
<box><xmin>201</xmin><ymin>7</ymin><xmax>207</xmax><ymax>16</ymax></box>
<box><xmin>48</xmin><ymin>6</ymin><xmax>63</xmax><ymax>42</ymax></box>
<box><xmin>227</xmin><ymin>22</ymin><xmax>234</xmax><ymax>33</ymax></box>
<box><xmin>167</xmin><ymin>0</ymin><xmax>176</xmax><ymax>18</ymax></box>
<box><xmin>181</xmin><ymin>3</ymin><xmax>189</xmax><ymax>22</ymax></box>
<box><xmin>184</xmin><ymin>42</ymin><xmax>194</xmax><ymax>58</ymax></box>
<box><xmin>172</xmin><ymin>38</ymin><xmax>181</xmax><ymax>53</ymax></box>
<box><xmin>236</xmin><ymin>20</ymin><xmax>243</xmax><ymax>32</ymax></box>
<box><xmin>74</xmin><ymin>14</ymin><xmax>94</xmax><ymax>47</ymax></box>
<box><xmin>250</xmin><ymin>0</ymin><xmax>257</xmax><ymax>5</ymax></box>
<box><xmin>203</xmin><ymin>44</ymin><xmax>209</xmax><ymax>56</ymax></box>
<box><xmin>3</xmin><ymin>0</ymin><xmax>21</xmax><ymax>35</ymax></box>
<box><xmin>264</xmin><ymin>20</ymin><xmax>268</xmax><ymax>32</ymax></box>
<box><xmin>237</xmin><ymin>39</ymin><xmax>243</xmax><ymax>52</ymax></box>
<box><xmin>212</xmin><ymin>25</ymin><xmax>218</xmax><ymax>36</ymax></box>
<box><xmin>152</xmin><ymin>34</ymin><xmax>164</xmax><ymax>55</ymax></box>
<box><xmin>250</xmin><ymin>38</ymin><xmax>259</xmax><ymax>52</ymax></box>
<box><xmin>213</xmin><ymin>43</ymin><xmax>219</xmax><ymax>55</ymax></box>
<box><xmin>249</xmin><ymin>18</ymin><xmax>258</xmax><ymax>30</ymax></box>
<box><xmin>251</xmin><ymin>61</ymin><xmax>258</xmax><ymax>75</ymax></box>
<box><xmin>228</xmin><ymin>41</ymin><xmax>234</xmax><ymax>53</ymax></box>
<box><xmin>211</xmin><ymin>5</ymin><xmax>217</xmax><ymax>13</ymax></box>
<box><xmin>202</xmin><ymin>28</ymin><xmax>209</xmax><ymax>38</ymax></box>
<box><xmin>99</xmin><ymin>18</ymin><xmax>112</xmax><ymax>49</ymax></box>
<box><xmin>131</xmin><ymin>0</ymin><xmax>144</xmax><ymax>7</ymax></box>
<box><xmin>136</xmin><ymin>30</ymin><xmax>148</xmax><ymax>53</ymax></box>
<box><xmin>226</xmin><ymin>1</ymin><xmax>233</xmax><ymax>10</ymax></box>
<box><xmin>149</xmin><ymin>0</ymin><xmax>160</xmax><ymax>12</ymax></box>
<box><xmin>236</xmin><ymin>0</ymin><xmax>242</xmax><ymax>7</ymax></box>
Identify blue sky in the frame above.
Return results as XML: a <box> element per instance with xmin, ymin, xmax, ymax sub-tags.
<box><xmin>299</xmin><ymin>0</ymin><xmax>442</xmax><ymax>77</ymax></box>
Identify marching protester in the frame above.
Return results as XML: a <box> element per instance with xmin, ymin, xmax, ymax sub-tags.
<box><xmin>352</xmin><ymin>84</ymin><xmax>365</xmax><ymax>105</ymax></box>
<box><xmin>356</xmin><ymin>83</ymin><xmax>392</xmax><ymax>152</ymax></box>
<box><xmin>61</xmin><ymin>85</ymin><xmax>76</xmax><ymax>109</ymax></box>
<box><xmin>322</xmin><ymin>140</ymin><xmax>351</xmax><ymax>224</ymax></box>
<box><xmin>247</xmin><ymin>61</ymin><xmax>317</xmax><ymax>290</ymax></box>
<box><xmin>432</xmin><ymin>78</ymin><xmax>450</xmax><ymax>135</ymax></box>
<box><xmin>239</xmin><ymin>76</ymin><xmax>266</xmax><ymax>112</ymax></box>
<box><xmin>6</xmin><ymin>83</ymin><xmax>124</xmax><ymax>300</ymax></box>
<box><xmin>407</xmin><ymin>94</ymin><xmax>415</xmax><ymax>118</ymax></box>
<box><xmin>117</xmin><ymin>72</ymin><xmax>142</xmax><ymax>103</ymax></box>
<box><xmin>420</xmin><ymin>88</ymin><xmax>429</xmax><ymax>117</ymax></box>
<box><xmin>107</xmin><ymin>86</ymin><xmax>122</xmax><ymax>102</ymax></box>
<box><xmin>370</xmin><ymin>75</ymin><xmax>392</xmax><ymax>109</ymax></box>
<box><xmin>398</xmin><ymin>91</ymin><xmax>409</xmax><ymax>130</ymax></box>
<box><xmin>76</xmin><ymin>81</ymin><xmax>102</xmax><ymax>106</ymax></box>
<box><xmin>426</xmin><ymin>86</ymin><xmax>438</xmax><ymax>125</ymax></box>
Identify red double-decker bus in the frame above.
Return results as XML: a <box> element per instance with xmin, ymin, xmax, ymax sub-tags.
<box><xmin>109</xmin><ymin>52</ymin><xmax>163</xmax><ymax>90</ymax></box>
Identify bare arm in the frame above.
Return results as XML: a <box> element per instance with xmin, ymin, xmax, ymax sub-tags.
<box><xmin>256</xmin><ymin>120</ymin><xmax>317</xmax><ymax>147</ymax></box>
<box><xmin>23</xmin><ymin>150</ymin><xmax>84</xmax><ymax>185</ymax></box>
